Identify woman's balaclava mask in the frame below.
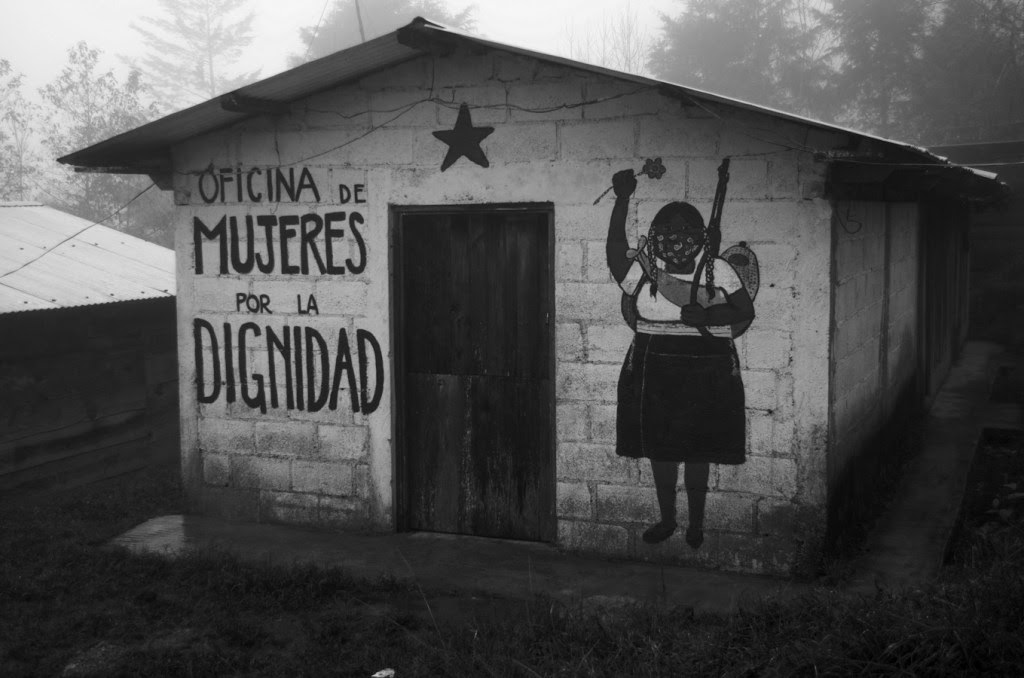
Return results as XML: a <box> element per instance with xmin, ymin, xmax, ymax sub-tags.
<box><xmin>648</xmin><ymin>202</ymin><xmax>706</xmax><ymax>268</ymax></box>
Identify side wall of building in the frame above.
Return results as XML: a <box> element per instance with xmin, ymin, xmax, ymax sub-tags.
<box><xmin>968</xmin><ymin>165</ymin><xmax>1024</xmax><ymax>345</ymax></box>
<box><xmin>0</xmin><ymin>299</ymin><xmax>179</xmax><ymax>494</ymax></box>
<box><xmin>829</xmin><ymin>201</ymin><xmax>920</xmax><ymax>543</ymax></box>
<box><xmin>172</xmin><ymin>49</ymin><xmax>838</xmax><ymax>574</ymax></box>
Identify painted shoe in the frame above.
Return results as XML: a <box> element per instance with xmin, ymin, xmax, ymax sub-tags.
<box><xmin>685</xmin><ymin>526</ymin><xmax>704</xmax><ymax>550</ymax></box>
<box><xmin>641</xmin><ymin>521</ymin><xmax>677</xmax><ymax>544</ymax></box>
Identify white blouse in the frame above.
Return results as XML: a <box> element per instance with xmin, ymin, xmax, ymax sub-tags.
<box><xmin>619</xmin><ymin>256</ymin><xmax>743</xmax><ymax>336</ymax></box>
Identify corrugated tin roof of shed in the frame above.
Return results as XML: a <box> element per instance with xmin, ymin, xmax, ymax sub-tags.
<box><xmin>0</xmin><ymin>203</ymin><xmax>175</xmax><ymax>314</ymax></box>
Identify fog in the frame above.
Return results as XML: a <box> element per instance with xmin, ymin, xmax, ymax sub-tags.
<box><xmin>0</xmin><ymin>0</ymin><xmax>675</xmax><ymax>91</ymax></box>
<box><xmin>2</xmin><ymin>0</ymin><xmax>1021</xmax><ymax>247</ymax></box>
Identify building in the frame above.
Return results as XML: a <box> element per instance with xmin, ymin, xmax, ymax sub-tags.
<box><xmin>0</xmin><ymin>203</ymin><xmax>178</xmax><ymax>495</ymax></box>
<box><xmin>59</xmin><ymin>19</ymin><xmax>1003</xmax><ymax>574</ymax></box>
<box><xmin>930</xmin><ymin>140</ymin><xmax>1024</xmax><ymax>346</ymax></box>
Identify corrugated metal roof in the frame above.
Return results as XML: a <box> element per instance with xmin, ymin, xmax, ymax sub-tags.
<box><xmin>58</xmin><ymin>28</ymin><xmax>423</xmax><ymax>171</ymax></box>
<box><xmin>0</xmin><ymin>203</ymin><xmax>175</xmax><ymax>314</ymax></box>
<box><xmin>58</xmin><ymin>17</ymin><xmax>1002</xmax><ymax>199</ymax></box>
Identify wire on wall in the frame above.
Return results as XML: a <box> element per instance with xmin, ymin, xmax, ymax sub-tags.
<box><xmin>177</xmin><ymin>83</ymin><xmax>813</xmax><ymax>179</ymax></box>
<box><xmin>65</xmin><ymin>62</ymin><xmax>990</xmax><ymax>233</ymax></box>
<box><xmin>302</xmin><ymin>0</ymin><xmax>332</xmax><ymax>63</ymax></box>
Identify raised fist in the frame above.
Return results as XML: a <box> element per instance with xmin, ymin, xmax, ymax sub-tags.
<box><xmin>612</xmin><ymin>169</ymin><xmax>637</xmax><ymax>199</ymax></box>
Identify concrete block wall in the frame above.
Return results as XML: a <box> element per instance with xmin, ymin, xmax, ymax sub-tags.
<box><xmin>831</xmin><ymin>201</ymin><xmax>888</xmax><ymax>469</ymax></box>
<box><xmin>554</xmin><ymin>148</ymin><xmax>834</xmax><ymax>574</ymax></box>
<box><xmin>174</xmin><ymin>159</ymin><xmax>384</xmax><ymax>529</ymax></box>
<box><xmin>886</xmin><ymin>204</ymin><xmax>920</xmax><ymax>397</ymax></box>
<box><xmin>829</xmin><ymin>201</ymin><xmax>920</xmax><ymax>527</ymax></box>
<box><xmin>171</xmin><ymin>48</ymin><xmax>839</xmax><ymax>573</ymax></box>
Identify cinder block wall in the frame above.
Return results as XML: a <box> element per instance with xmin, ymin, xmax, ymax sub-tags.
<box><xmin>829</xmin><ymin>201</ymin><xmax>920</xmax><ymax>541</ymax></box>
<box><xmin>172</xmin><ymin>48</ymin><xmax>837</xmax><ymax>574</ymax></box>
<box><xmin>553</xmin><ymin>127</ymin><xmax>835</xmax><ymax>573</ymax></box>
<box><xmin>886</xmin><ymin>204</ymin><xmax>921</xmax><ymax>398</ymax></box>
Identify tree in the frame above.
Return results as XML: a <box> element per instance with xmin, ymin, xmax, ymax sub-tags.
<box><xmin>648</xmin><ymin>0</ymin><xmax>836</xmax><ymax>120</ymax></box>
<box><xmin>564</xmin><ymin>2</ymin><xmax>652</xmax><ymax>75</ymax></box>
<box><xmin>295</xmin><ymin>0</ymin><xmax>476</xmax><ymax>64</ymax></box>
<box><xmin>910</xmin><ymin>0</ymin><xmax>1024</xmax><ymax>144</ymax></box>
<box><xmin>128</xmin><ymin>0</ymin><xmax>260</xmax><ymax>111</ymax></box>
<box><xmin>39</xmin><ymin>43</ymin><xmax>163</xmax><ymax>234</ymax></box>
<box><xmin>0</xmin><ymin>60</ymin><xmax>40</xmax><ymax>201</ymax></box>
<box><xmin>822</xmin><ymin>0</ymin><xmax>932</xmax><ymax>137</ymax></box>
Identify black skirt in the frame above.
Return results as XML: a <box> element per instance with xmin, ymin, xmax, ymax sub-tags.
<box><xmin>616</xmin><ymin>333</ymin><xmax>746</xmax><ymax>464</ymax></box>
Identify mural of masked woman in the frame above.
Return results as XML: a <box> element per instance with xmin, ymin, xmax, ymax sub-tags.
<box><xmin>605</xmin><ymin>167</ymin><xmax>754</xmax><ymax>548</ymax></box>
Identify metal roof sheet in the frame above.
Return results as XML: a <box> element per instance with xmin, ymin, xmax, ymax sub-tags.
<box><xmin>0</xmin><ymin>203</ymin><xmax>175</xmax><ymax>315</ymax></box>
<box><xmin>58</xmin><ymin>29</ymin><xmax>421</xmax><ymax>170</ymax></box>
<box><xmin>57</xmin><ymin>18</ymin><xmax>1003</xmax><ymax>200</ymax></box>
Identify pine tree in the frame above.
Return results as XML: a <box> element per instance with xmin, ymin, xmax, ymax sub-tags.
<box><xmin>648</xmin><ymin>0</ymin><xmax>835</xmax><ymax>120</ymax></box>
<box><xmin>911</xmin><ymin>0</ymin><xmax>1024</xmax><ymax>144</ymax></box>
<box><xmin>128</xmin><ymin>0</ymin><xmax>260</xmax><ymax>111</ymax></box>
<box><xmin>823</xmin><ymin>0</ymin><xmax>932</xmax><ymax>137</ymax></box>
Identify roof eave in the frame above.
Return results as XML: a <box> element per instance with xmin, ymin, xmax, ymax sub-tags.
<box><xmin>58</xmin><ymin>24</ymin><xmax>432</xmax><ymax>171</ymax></box>
<box><xmin>57</xmin><ymin>17</ymin><xmax>1003</xmax><ymax>203</ymax></box>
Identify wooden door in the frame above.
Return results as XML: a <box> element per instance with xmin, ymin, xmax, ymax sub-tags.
<box><xmin>395</xmin><ymin>207</ymin><xmax>554</xmax><ymax>541</ymax></box>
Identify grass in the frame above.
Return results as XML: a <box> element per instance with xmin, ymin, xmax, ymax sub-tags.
<box><xmin>3</xmin><ymin>441</ymin><xmax>1024</xmax><ymax>677</ymax></box>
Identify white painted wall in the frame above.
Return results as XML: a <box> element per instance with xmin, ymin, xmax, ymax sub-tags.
<box><xmin>172</xmin><ymin>48</ymin><xmax>839</xmax><ymax>574</ymax></box>
<box><xmin>830</xmin><ymin>201</ymin><xmax>920</xmax><ymax>517</ymax></box>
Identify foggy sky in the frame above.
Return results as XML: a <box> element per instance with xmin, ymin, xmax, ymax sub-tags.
<box><xmin>0</xmin><ymin>0</ymin><xmax>677</xmax><ymax>92</ymax></box>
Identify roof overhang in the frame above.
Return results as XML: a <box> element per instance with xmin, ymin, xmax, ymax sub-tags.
<box><xmin>828</xmin><ymin>158</ymin><xmax>1007</xmax><ymax>205</ymax></box>
<box><xmin>57</xmin><ymin>25</ymin><xmax>428</xmax><ymax>173</ymax></box>
<box><xmin>59</xmin><ymin>18</ymin><xmax>1006</xmax><ymax>204</ymax></box>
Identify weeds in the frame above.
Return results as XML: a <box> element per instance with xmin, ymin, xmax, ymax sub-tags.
<box><xmin>3</xmin><ymin>438</ymin><xmax>1024</xmax><ymax>676</ymax></box>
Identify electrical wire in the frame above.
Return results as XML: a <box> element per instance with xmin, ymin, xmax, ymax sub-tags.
<box><xmin>917</xmin><ymin>159</ymin><xmax>1024</xmax><ymax>168</ymax></box>
<box><xmin>303</xmin><ymin>0</ymin><xmax>333</xmax><ymax>63</ymax></box>
<box><xmin>278</xmin><ymin>54</ymin><xmax>439</xmax><ymax>166</ymax></box>
<box><xmin>0</xmin><ymin>182</ymin><xmax>156</xmax><ymax>281</ymax></box>
<box><xmin>77</xmin><ymin>60</ymin><xmax>1001</xmax><ymax>206</ymax></box>
<box><xmin>175</xmin><ymin>82</ymin><xmax>810</xmax><ymax>177</ymax></box>
<box><xmin>24</xmin><ymin>176</ymin><xmax>74</xmax><ymax>211</ymax></box>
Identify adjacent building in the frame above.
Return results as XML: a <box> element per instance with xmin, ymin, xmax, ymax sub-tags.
<box><xmin>0</xmin><ymin>203</ymin><xmax>178</xmax><ymax>494</ymax></box>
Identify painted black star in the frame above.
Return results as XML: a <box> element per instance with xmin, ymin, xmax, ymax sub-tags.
<box><xmin>432</xmin><ymin>103</ymin><xmax>494</xmax><ymax>172</ymax></box>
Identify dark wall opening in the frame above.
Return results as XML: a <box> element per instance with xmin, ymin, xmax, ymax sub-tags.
<box><xmin>0</xmin><ymin>298</ymin><xmax>179</xmax><ymax>496</ymax></box>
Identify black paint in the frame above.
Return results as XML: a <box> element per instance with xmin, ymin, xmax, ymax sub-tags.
<box><xmin>432</xmin><ymin>103</ymin><xmax>494</xmax><ymax>172</ymax></box>
<box><xmin>193</xmin><ymin>211</ymin><xmax>365</xmax><ymax>275</ymax></box>
<box><xmin>239</xmin><ymin>322</ymin><xmax>267</xmax><ymax>413</ymax></box>
<box><xmin>198</xmin><ymin>166</ymin><xmax>322</xmax><ymax>204</ymax></box>
<box><xmin>192</xmin><ymin>319</ymin><xmax>383</xmax><ymax>414</ymax></box>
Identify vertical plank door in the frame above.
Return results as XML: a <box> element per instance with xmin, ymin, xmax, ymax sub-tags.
<box><xmin>398</xmin><ymin>209</ymin><xmax>553</xmax><ymax>541</ymax></box>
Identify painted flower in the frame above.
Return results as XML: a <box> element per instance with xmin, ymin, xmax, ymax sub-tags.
<box><xmin>640</xmin><ymin>157</ymin><xmax>666</xmax><ymax>180</ymax></box>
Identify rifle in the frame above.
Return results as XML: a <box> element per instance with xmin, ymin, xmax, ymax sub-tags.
<box><xmin>690</xmin><ymin>158</ymin><xmax>730</xmax><ymax>337</ymax></box>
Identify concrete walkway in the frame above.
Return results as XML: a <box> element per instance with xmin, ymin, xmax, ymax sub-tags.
<box><xmin>113</xmin><ymin>514</ymin><xmax>808</xmax><ymax>615</ymax></box>
<box><xmin>847</xmin><ymin>341</ymin><xmax>1022</xmax><ymax>594</ymax></box>
<box><xmin>113</xmin><ymin>341</ymin><xmax>1018</xmax><ymax>613</ymax></box>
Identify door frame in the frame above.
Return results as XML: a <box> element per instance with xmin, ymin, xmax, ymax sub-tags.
<box><xmin>388</xmin><ymin>202</ymin><xmax>557</xmax><ymax>537</ymax></box>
